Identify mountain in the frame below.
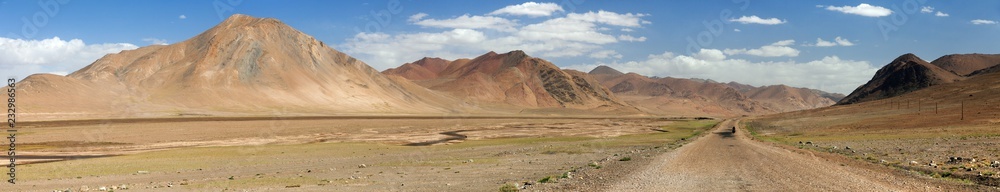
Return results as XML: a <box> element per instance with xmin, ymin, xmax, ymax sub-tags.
<box><xmin>383</xmin><ymin>51</ymin><xmax>629</xmax><ymax>110</ymax></box>
<box><xmin>15</xmin><ymin>14</ymin><xmax>461</xmax><ymax>120</ymax></box>
<box><xmin>586</xmin><ymin>66</ymin><xmax>841</xmax><ymax>116</ymax></box>
<box><xmin>744</xmin><ymin>85</ymin><xmax>838</xmax><ymax>112</ymax></box>
<box><xmin>838</xmin><ymin>53</ymin><xmax>962</xmax><ymax>105</ymax></box>
<box><xmin>381</xmin><ymin>57</ymin><xmax>452</xmax><ymax>80</ymax></box>
<box><xmin>588</xmin><ymin>65</ymin><xmax>624</xmax><ymax>76</ymax></box>
<box><xmin>929</xmin><ymin>53</ymin><xmax>1000</xmax><ymax>76</ymax></box>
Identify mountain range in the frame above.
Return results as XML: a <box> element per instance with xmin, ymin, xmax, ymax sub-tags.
<box><xmin>10</xmin><ymin>14</ymin><xmax>995</xmax><ymax>121</ymax></box>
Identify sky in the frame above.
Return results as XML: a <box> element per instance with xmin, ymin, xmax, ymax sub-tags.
<box><xmin>1</xmin><ymin>0</ymin><xmax>998</xmax><ymax>94</ymax></box>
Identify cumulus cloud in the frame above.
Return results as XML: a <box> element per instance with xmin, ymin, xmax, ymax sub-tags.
<box><xmin>825</xmin><ymin>3</ymin><xmax>892</xmax><ymax>17</ymax></box>
<box><xmin>488</xmin><ymin>2</ymin><xmax>564</xmax><ymax>17</ymax></box>
<box><xmin>411</xmin><ymin>14</ymin><xmax>518</xmax><ymax>31</ymax></box>
<box><xmin>563</xmin><ymin>52</ymin><xmax>877</xmax><ymax>94</ymax></box>
<box><xmin>920</xmin><ymin>6</ymin><xmax>949</xmax><ymax>17</ymax></box>
<box><xmin>179</xmin><ymin>15</ymin><xmax>187</xmax><ymax>19</ymax></box>
<box><xmin>618</xmin><ymin>34</ymin><xmax>647</xmax><ymax>42</ymax></box>
<box><xmin>692</xmin><ymin>49</ymin><xmax>726</xmax><ymax>61</ymax></box>
<box><xmin>0</xmin><ymin>37</ymin><xmax>138</xmax><ymax>78</ymax></box>
<box><xmin>811</xmin><ymin>37</ymin><xmax>854</xmax><ymax>47</ymax></box>
<box><xmin>920</xmin><ymin>6</ymin><xmax>934</xmax><ymax>13</ymax></box>
<box><xmin>729</xmin><ymin>15</ymin><xmax>786</xmax><ymax>25</ymax></box>
<box><xmin>408</xmin><ymin>13</ymin><xmax>428</xmax><ymax>22</ymax></box>
<box><xmin>142</xmin><ymin>38</ymin><xmax>168</xmax><ymax>45</ymax></box>
<box><xmin>971</xmin><ymin>19</ymin><xmax>997</xmax><ymax>25</ymax></box>
<box><xmin>589</xmin><ymin>50</ymin><xmax>622</xmax><ymax>59</ymax></box>
<box><xmin>342</xmin><ymin>6</ymin><xmax>650</xmax><ymax>70</ymax></box>
<box><xmin>566</xmin><ymin>10</ymin><xmax>650</xmax><ymax>27</ymax></box>
<box><xmin>723</xmin><ymin>40</ymin><xmax>799</xmax><ymax>57</ymax></box>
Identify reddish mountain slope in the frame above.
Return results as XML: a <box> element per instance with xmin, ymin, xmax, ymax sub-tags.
<box><xmin>929</xmin><ymin>53</ymin><xmax>1000</xmax><ymax>76</ymax></box>
<box><xmin>15</xmin><ymin>14</ymin><xmax>460</xmax><ymax>120</ymax></box>
<box><xmin>385</xmin><ymin>51</ymin><xmax>628</xmax><ymax>109</ymax></box>
<box><xmin>838</xmin><ymin>53</ymin><xmax>962</xmax><ymax>105</ymax></box>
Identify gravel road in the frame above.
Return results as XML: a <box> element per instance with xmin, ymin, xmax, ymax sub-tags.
<box><xmin>608</xmin><ymin>119</ymin><xmax>965</xmax><ymax>191</ymax></box>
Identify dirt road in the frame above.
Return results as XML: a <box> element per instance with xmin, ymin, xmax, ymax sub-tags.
<box><xmin>609</xmin><ymin>119</ymin><xmax>967</xmax><ymax>191</ymax></box>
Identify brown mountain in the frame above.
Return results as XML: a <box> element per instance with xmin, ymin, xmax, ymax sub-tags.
<box><xmin>838</xmin><ymin>53</ymin><xmax>962</xmax><ymax>105</ymax></box>
<box><xmin>589</xmin><ymin>65</ymin><xmax>624</xmax><ymax>76</ymax></box>
<box><xmin>383</xmin><ymin>51</ymin><xmax>628</xmax><ymax>110</ymax></box>
<box><xmin>745</xmin><ymin>85</ymin><xmax>838</xmax><ymax>112</ymax></box>
<box><xmin>929</xmin><ymin>53</ymin><xmax>1000</xmax><ymax>76</ymax></box>
<box><xmin>587</xmin><ymin>66</ymin><xmax>840</xmax><ymax>116</ymax></box>
<box><xmin>16</xmin><ymin>14</ymin><xmax>461</xmax><ymax>120</ymax></box>
<box><xmin>381</xmin><ymin>57</ymin><xmax>452</xmax><ymax>80</ymax></box>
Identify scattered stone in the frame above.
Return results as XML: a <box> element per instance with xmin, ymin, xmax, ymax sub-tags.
<box><xmin>137</xmin><ymin>170</ymin><xmax>150</xmax><ymax>174</ymax></box>
<box><xmin>99</xmin><ymin>186</ymin><xmax>107</xmax><ymax>191</ymax></box>
<box><xmin>286</xmin><ymin>185</ymin><xmax>301</xmax><ymax>188</ymax></box>
<box><xmin>359</xmin><ymin>164</ymin><xmax>368</xmax><ymax>168</ymax></box>
<box><xmin>910</xmin><ymin>161</ymin><xmax>919</xmax><ymax>165</ymax></box>
<box><xmin>805</xmin><ymin>141</ymin><xmax>813</xmax><ymax>145</ymax></box>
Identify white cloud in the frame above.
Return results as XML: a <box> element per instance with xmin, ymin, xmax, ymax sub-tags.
<box><xmin>408</xmin><ymin>13</ymin><xmax>428</xmax><ymax>22</ymax></box>
<box><xmin>811</xmin><ymin>36</ymin><xmax>854</xmax><ymax>47</ymax></box>
<box><xmin>564</xmin><ymin>52</ymin><xmax>877</xmax><ymax>94</ymax></box>
<box><xmin>518</xmin><ymin>17</ymin><xmax>618</xmax><ymax>44</ymax></box>
<box><xmin>920</xmin><ymin>6</ymin><xmax>933</xmax><ymax>13</ymax></box>
<box><xmin>825</xmin><ymin>3</ymin><xmax>892</xmax><ymax>17</ymax></box>
<box><xmin>771</xmin><ymin>40</ymin><xmax>795</xmax><ymax>46</ymax></box>
<box><xmin>734</xmin><ymin>28</ymin><xmax>741</xmax><ymax>32</ymax></box>
<box><xmin>179</xmin><ymin>15</ymin><xmax>187</xmax><ymax>19</ymax></box>
<box><xmin>565</xmin><ymin>10</ymin><xmax>649</xmax><ymax>27</ymax></box>
<box><xmin>833</xmin><ymin>37</ymin><xmax>854</xmax><ymax>46</ymax></box>
<box><xmin>342</xmin><ymin>8</ymin><xmax>650</xmax><ymax>71</ymax></box>
<box><xmin>723</xmin><ymin>40</ymin><xmax>799</xmax><ymax>57</ymax></box>
<box><xmin>412</xmin><ymin>14</ymin><xmax>518</xmax><ymax>31</ymax></box>
<box><xmin>729</xmin><ymin>15</ymin><xmax>786</xmax><ymax>25</ymax></box>
<box><xmin>971</xmin><ymin>19</ymin><xmax>997</xmax><ymax>25</ymax></box>
<box><xmin>488</xmin><ymin>2</ymin><xmax>564</xmax><ymax>17</ymax></box>
<box><xmin>692</xmin><ymin>49</ymin><xmax>726</xmax><ymax>61</ymax></box>
<box><xmin>920</xmin><ymin>6</ymin><xmax>949</xmax><ymax>17</ymax></box>
<box><xmin>142</xmin><ymin>38</ymin><xmax>168</xmax><ymax>45</ymax></box>
<box><xmin>0</xmin><ymin>37</ymin><xmax>138</xmax><ymax>79</ymax></box>
<box><xmin>589</xmin><ymin>50</ymin><xmax>622</xmax><ymax>59</ymax></box>
<box><xmin>815</xmin><ymin>38</ymin><xmax>837</xmax><ymax>47</ymax></box>
<box><xmin>618</xmin><ymin>34</ymin><xmax>647</xmax><ymax>42</ymax></box>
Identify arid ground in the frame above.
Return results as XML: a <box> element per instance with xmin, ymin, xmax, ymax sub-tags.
<box><xmin>13</xmin><ymin>116</ymin><xmax>718</xmax><ymax>191</ymax></box>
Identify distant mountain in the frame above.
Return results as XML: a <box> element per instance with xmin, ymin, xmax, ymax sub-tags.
<box><xmin>384</xmin><ymin>51</ymin><xmax>628</xmax><ymax>109</ymax></box>
<box><xmin>588</xmin><ymin>65</ymin><xmax>624</xmax><ymax>76</ymax></box>
<box><xmin>16</xmin><ymin>14</ymin><xmax>460</xmax><ymax>120</ymax></box>
<box><xmin>587</xmin><ymin>66</ymin><xmax>839</xmax><ymax>116</ymax></box>
<box><xmin>381</xmin><ymin>57</ymin><xmax>452</xmax><ymax>80</ymax></box>
<box><xmin>838</xmin><ymin>53</ymin><xmax>962</xmax><ymax>105</ymax></box>
<box><xmin>744</xmin><ymin>85</ymin><xmax>839</xmax><ymax>112</ymax></box>
<box><xmin>929</xmin><ymin>53</ymin><xmax>1000</xmax><ymax>76</ymax></box>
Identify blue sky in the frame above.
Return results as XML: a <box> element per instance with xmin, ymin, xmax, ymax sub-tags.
<box><xmin>1</xmin><ymin>0</ymin><xmax>998</xmax><ymax>94</ymax></box>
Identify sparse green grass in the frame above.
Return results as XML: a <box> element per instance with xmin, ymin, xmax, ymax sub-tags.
<box><xmin>619</xmin><ymin>157</ymin><xmax>631</xmax><ymax>161</ymax></box>
<box><xmin>538</xmin><ymin>176</ymin><xmax>552</xmax><ymax>183</ymax></box>
<box><xmin>499</xmin><ymin>183</ymin><xmax>518</xmax><ymax>192</ymax></box>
